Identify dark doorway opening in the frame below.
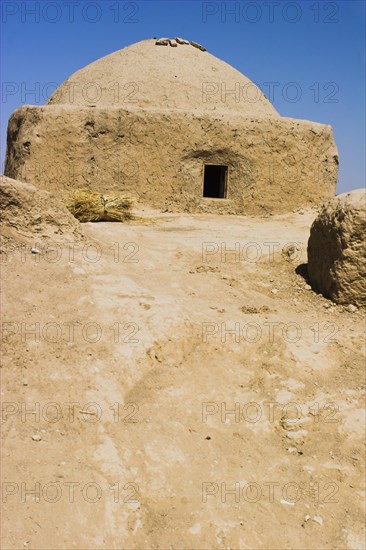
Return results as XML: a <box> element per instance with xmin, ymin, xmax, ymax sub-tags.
<box><xmin>203</xmin><ymin>165</ymin><xmax>228</xmax><ymax>198</ymax></box>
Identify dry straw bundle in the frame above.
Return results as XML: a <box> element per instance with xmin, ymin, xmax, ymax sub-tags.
<box><xmin>63</xmin><ymin>189</ymin><xmax>104</xmax><ymax>222</ymax></box>
<box><xmin>64</xmin><ymin>189</ymin><xmax>134</xmax><ymax>222</ymax></box>
<box><xmin>103</xmin><ymin>193</ymin><xmax>135</xmax><ymax>221</ymax></box>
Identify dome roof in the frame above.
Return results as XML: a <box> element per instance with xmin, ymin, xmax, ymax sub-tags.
<box><xmin>47</xmin><ymin>39</ymin><xmax>278</xmax><ymax>117</ymax></box>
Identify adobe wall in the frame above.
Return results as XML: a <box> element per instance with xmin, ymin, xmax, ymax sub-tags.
<box><xmin>5</xmin><ymin>105</ymin><xmax>338</xmax><ymax>215</ymax></box>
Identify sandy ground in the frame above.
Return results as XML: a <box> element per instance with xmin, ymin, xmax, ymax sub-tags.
<box><xmin>1</xmin><ymin>209</ymin><xmax>365</xmax><ymax>549</ymax></box>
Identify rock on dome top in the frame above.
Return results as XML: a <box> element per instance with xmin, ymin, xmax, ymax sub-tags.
<box><xmin>47</xmin><ymin>39</ymin><xmax>279</xmax><ymax>116</ymax></box>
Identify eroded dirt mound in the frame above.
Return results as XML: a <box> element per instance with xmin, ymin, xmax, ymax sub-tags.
<box><xmin>0</xmin><ymin>175</ymin><xmax>81</xmax><ymax>243</ymax></box>
<box><xmin>307</xmin><ymin>189</ymin><xmax>366</xmax><ymax>308</ymax></box>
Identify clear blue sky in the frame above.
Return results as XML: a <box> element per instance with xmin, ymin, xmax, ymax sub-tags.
<box><xmin>1</xmin><ymin>0</ymin><xmax>365</xmax><ymax>193</ymax></box>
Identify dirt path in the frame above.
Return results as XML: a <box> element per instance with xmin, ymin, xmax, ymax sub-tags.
<box><xmin>1</xmin><ymin>211</ymin><xmax>365</xmax><ymax>549</ymax></box>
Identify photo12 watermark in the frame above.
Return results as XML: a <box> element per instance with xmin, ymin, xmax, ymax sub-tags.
<box><xmin>201</xmin><ymin>400</ymin><xmax>340</xmax><ymax>425</ymax></box>
<box><xmin>1</xmin><ymin>2</ymin><xmax>140</xmax><ymax>24</ymax></box>
<box><xmin>200</xmin><ymin>320</ymin><xmax>339</xmax><ymax>344</ymax></box>
<box><xmin>1</xmin><ymin>320</ymin><xmax>141</xmax><ymax>345</ymax></box>
<box><xmin>0</xmin><ymin>241</ymin><xmax>140</xmax><ymax>265</ymax></box>
<box><xmin>1</xmin><ymin>80</ymin><xmax>140</xmax><ymax>105</ymax></box>
<box><xmin>201</xmin><ymin>2</ymin><xmax>340</xmax><ymax>24</ymax></box>
<box><xmin>201</xmin><ymin>241</ymin><xmax>303</xmax><ymax>263</ymax></box>
<box><xmin>2</xmin><ymin>480</ymin><xmax>140</xmax><ymax>504</ymax></box>
<box><xmin>201</xmin><ymin>480</ymin><xmax>339</xmax><ymax>504</ymax></box>
<box><xmin>202</xmin><ymin>81</ymin><xmax>339</xmax><ymax>105</ymax></box>
<box><xmin>2</xmin><ymin>401</ymin><xmax>140</xmax><ymax>424</ymax></box>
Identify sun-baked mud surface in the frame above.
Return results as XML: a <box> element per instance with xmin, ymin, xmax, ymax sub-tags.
<box><xmin>1</xmin><ymin>209</ymin><xmax>365</xmax><ymax>549</ymax></box>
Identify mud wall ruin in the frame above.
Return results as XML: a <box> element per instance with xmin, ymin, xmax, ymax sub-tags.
<box><xmin>5</xmin><ymin>105</ymin><xmax>338</xmax><ymax>215</ymax></box>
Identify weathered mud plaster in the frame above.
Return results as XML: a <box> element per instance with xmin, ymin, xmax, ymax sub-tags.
<box><xmin>5</xmin><ymin>39</ymin><xmax>338</xmax><ymax>214</ymax></box>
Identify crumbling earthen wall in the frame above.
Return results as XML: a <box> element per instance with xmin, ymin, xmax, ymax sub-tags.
<box><xmin>308</xmin><ymin>189</ymin><xmax>366</xmax><ymax>307</ymax></box>
<box><xmin>5</xmin><ymin>105</ymin><xmax>338</xmax><ymax>214</ymax></box>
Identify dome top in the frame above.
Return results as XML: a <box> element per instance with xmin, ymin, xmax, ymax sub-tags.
<box><xmin>47</xmin><ymin>39</ymin><xmax>278</xmax><ymax>117</ymax></box>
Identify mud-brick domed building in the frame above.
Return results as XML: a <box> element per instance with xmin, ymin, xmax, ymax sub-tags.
<box><xmin>5</xmin><ymin>38</ymin><xmax>338</xmax><ymax>214</ymax></box>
